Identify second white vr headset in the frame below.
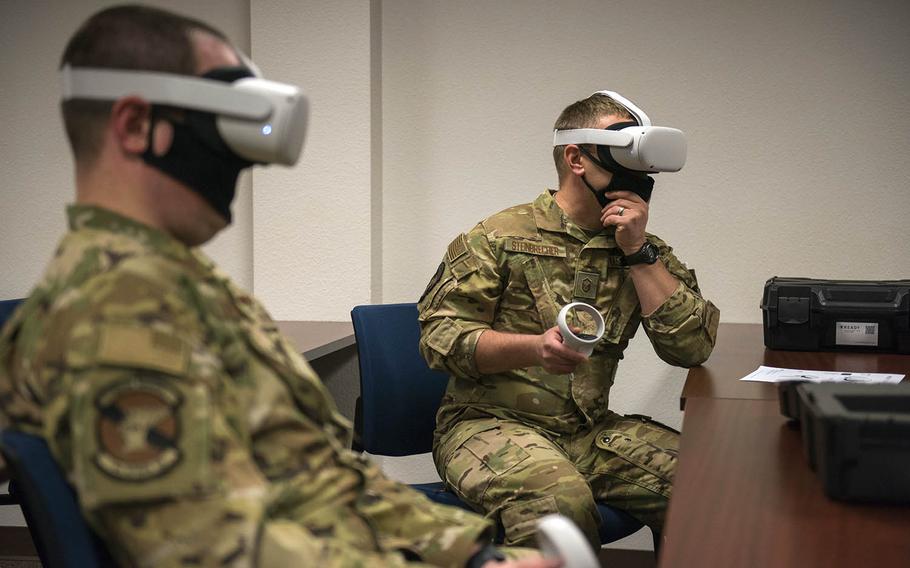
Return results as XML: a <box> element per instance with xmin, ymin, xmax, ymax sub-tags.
<box><xmin>61</xmin><ymin>64</ymin><xmax>308</xmax><ymax>166</ymax></box>
<box><xmin>552</xmin><ymin>90</ymin><xmax>686</xmax><ymax>173</ymax></box>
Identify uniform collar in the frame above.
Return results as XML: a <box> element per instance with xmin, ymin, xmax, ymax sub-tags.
<box><xmin>66</xmin><ymin>204</ymin><xmax>197</xmax><ymax>263</ymax></box>
<box><xmin>532</xmin><ymin>190</ymin><xmax>620</xmax><ymax>249</ymax></box>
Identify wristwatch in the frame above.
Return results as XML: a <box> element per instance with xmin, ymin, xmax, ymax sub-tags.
<box><xmin>622</xmin><ymin>241</ymin><xmax>660</xmax><ymax>266</ymax></box>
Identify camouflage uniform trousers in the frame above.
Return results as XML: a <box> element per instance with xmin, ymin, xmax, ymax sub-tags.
<box><xmin>434</xmin><ymin>412</ymin><xmax>679</xmax><ymax>549</ymax></box>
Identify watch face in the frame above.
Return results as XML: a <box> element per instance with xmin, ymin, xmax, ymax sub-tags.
<box><xmin>644</xmin><ymin>242</ymin><xmax>659</xmax><ymax>263</ymax></box>
<box><xmin>624</xmin><ymin>242</ymin><xmax>659</xmax><ymax>265</ymax></box>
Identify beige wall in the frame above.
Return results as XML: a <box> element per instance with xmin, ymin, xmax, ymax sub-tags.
<box><xmin>250</xmin><ymin>0</ymin><xmax>378</xmax><ymax>321</ymax></box>
<box><xmin>0</xmin><ymin>0</ymin><xmax>254</xmax><ymax>300</ymax></box>
<box><xmin>381</xmin><ymin>0</ymin><xmax>910</xmax><ymax>316</ymax></box>
<box><xmin>381</xmin><ymin>0</ymin><xmax>910</xmax><ymax>426</ymax></box>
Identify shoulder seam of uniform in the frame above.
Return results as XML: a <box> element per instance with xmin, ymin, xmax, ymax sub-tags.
<box><xmin>479</xmin><ymin>202</ymin><xmax>540</xmax><ymax>239</ymax></box>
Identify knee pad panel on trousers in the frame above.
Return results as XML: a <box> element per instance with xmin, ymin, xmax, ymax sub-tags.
<box><xmin>495</xmin><ymin>472</ymin><xmax>600</xmax><ymax>548</ymax></box>
<box><xmin>500</xmin><ymin>495</ymin><xmax>559</xmax><ymax>546</ymax></box>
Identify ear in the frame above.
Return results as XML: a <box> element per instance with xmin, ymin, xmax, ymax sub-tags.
<box><xmin>564</xmin><ymin>145</ymin><xmax>586</xmax><ymax>176</ymax></box>
<box><xmin>110</xmin><ymin>96</ymin><xmax>152</xmax><ymax>156</ymax></box>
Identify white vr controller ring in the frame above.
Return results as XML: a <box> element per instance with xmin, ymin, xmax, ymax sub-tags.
<box><xmin>537</xmin><ymin>514</ymin><xmax>600</xmax><ymax>568</ymax></box>
<box><xmin>556</xmin><ymin>302</ymin><xmax>605</xmax><ymax>358</ymax></box>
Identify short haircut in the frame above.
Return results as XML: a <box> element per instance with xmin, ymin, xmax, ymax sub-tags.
<box><xmin>59</xmin><ymin>5</ymin><xmax>229</xmax><ymax>165</ymax></box>
<box><xmin>552</xmin><ymin>93</ymin><xmax>633</xmax><ymax>181</ymax></box>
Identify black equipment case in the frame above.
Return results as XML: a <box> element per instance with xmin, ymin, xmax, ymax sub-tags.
<box><xmin>761</xmin><ymin>277</ymin><xmax>910</xmax><ymax>353</ymax></box>
<box><xmin>779</xmin><ymin>382</ymin><xmax>910</xmax><ymax>503</ymax></box>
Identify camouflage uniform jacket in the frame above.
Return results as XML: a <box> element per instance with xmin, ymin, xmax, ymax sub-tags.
<box><xmin>0</xmin><ymin>205</ymin><xmax>491</xmax><ymax>567</ymax></box>
<box><xmin>418</xmin><ymin>190</ymin><xmax>720</xmax><ymax>445</ymax></box>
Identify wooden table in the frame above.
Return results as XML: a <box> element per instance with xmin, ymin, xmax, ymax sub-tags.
<box><xmin>275</xmin><ymin>320</ymin><xmax>355</xmax><ymax>360</ymax></box>
<box><xmin>680</xmin><ymin>323</ymin><xmax>910</xmax><ymax>409</ymax></box>
<box><xmin>660</xmin><ymin>323</ymin><xmax>910</xmax><ymax>568</ymax></box>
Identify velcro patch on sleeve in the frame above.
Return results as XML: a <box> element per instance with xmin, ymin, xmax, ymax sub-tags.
<box><xmin>71</xmin><ymin>376</ymin><xmax>214</xmax><ymax>509</ymax></box>
<box><xmin>97</xmin><ymin>324</ymin><xmax>189</xmax><ymax>376</ymax></box>
<box><xmin>504</xmin><ymin>239</ymin><xmax>566</xmax><ymax>258</ymax></box>
<box><xmin>446</xmin><ymin>234</ymin><xmax>470</xmax><ymax>264</ymax></box>
<box><xmin>425</xmin><ymin>317</ymin><xmax>463</xmax><ymax>356</ymax></box>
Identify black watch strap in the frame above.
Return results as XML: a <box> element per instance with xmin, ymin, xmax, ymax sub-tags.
<box><xmin>466</xmin><ymin>544</ymin><xmax>506</xmax><ymax>568</ymax></box>
<box><xmin>622</xmin><ymin>241</ymin><xmax>659</xmax><ymax>266</ymax></box>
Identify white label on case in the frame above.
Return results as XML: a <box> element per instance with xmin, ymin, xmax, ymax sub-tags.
<box><xmin>835</xmin><ymin>322</ymin><xmax>879</xmax><ymax>346</ymax></box>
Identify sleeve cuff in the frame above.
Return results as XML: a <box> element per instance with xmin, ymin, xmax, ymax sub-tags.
<box><xmin>448</xmin><ymin>327</ymin><xmax>486</xmax><ymax>379</ymax></box>
<box><xmin>422</xmin><ymin>318</ymin><xmax>488</xmax><ymax>379</ymax></box>
<box><xmin>643</xmin><ymin>281</ymin><xmax>701</xmax><ymax>334</ymax></box>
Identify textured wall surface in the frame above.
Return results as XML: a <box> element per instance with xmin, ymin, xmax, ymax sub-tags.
<box><xmin>250</xmin><ymin>0</ymin><xmax>375</xmax><ymax>320</ymax></box>
<box><xmin>0</xmin><ymin>0</ymin><xmax>254</xmax><ymax>301</ymax></box>
<box><xmin>381</xmin><ymin>0</ymin><xmax>910</xmax><ymax>322</ymax></box>
<box><xmin>381</xmin><ymin>0</ymin><xmax>910</xmax><ymax>435</ymax></box>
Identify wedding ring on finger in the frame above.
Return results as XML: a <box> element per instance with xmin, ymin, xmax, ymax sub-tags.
<box><xmin>617</xmin><ymin>206</ymin><xmax>626</xmax><ymax>216</ymax></box>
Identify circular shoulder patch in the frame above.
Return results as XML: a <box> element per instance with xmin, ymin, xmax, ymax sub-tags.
<box><xmin>94</xmin><ymin>380</ymin><xmax>182</xmax><ymax>481</ymax></box>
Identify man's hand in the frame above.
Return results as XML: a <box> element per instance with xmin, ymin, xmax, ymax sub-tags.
<box><xmin>599</xmin><ymin>189</ymin><xmax>681</xmax><ymax>315</ymax></box>
<box><xmin>536</xmin><ymin>326</ymin><xmax>587</xmax><ymax>374</ymax></box>
<box><xmin>600</xmin><ymin>190</ymin><xmax>649</xmax><ymax>255</ymax></box>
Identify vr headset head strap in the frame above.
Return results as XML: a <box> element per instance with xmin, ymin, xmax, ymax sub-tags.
<box><xmin>60</xmin><ymin>65</ymin><xmax>272</xmax><ymax>121</ymax></box>
<box><xmin>591</xmin><ymin>90</ymin><xmax>651</xmax><ymax>126</ymax></box>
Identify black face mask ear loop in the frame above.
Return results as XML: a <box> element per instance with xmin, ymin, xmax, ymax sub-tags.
<box><xmin>577</xmin><ymin>145</ymin><xmax>613</xmax><ymax>207</ymax></box>
<box><xmin>142</xmin><ymin>106</ymin><xmax>162</xmax><ymax>162</ymax></box>
<box><xmin>141</xmin><ymin>106</ymin><xmax>183</xmax><ymax>162</ymax></box>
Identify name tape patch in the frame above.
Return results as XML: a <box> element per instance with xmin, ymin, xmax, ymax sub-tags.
<box><xmin>505</xmin><ymin>240</ymin><xmax>566</xmax><ymax>258</ymax></box>
<box><xmin>97</xmin><ymin>324</ymin><xmax>189</xmax><ymax>376</ymax></box>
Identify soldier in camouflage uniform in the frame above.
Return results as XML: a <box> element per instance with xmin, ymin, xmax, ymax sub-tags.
<box><xmin>0</xmin><ymin>6</ymin><xmax>558</xmax><ymax>568</ymax></box>
<box><xmin>418</xmin><ymin>93</ymin><xmax>720</xmax><ymax>549</ymax></box>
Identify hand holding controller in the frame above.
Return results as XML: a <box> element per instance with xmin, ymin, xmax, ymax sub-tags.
<box><xmin>556</xmin><ymin>302</ymin><xmax>605</xmax><ymax>357</ymax></box>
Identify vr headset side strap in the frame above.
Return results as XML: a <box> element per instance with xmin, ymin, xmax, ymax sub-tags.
<box><xmin>60</xmin><ymin>65</ymin><xmax>272</xmax><ymax>121</ymax></box>
<box><xmin>552</xmin><ymin>128</ymin><xmax>633</xmax><ymax>147</ymax></box>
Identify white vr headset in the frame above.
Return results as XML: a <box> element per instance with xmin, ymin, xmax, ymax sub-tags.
<box><xmin>552</xmin><ymin>90</ymin><xmax>686</xmax><ymax>173</ymax></box>
<box><xmin>60</xmin><ymin>64</ymin><xmax>308</xmax><ymax>166</ymax></box>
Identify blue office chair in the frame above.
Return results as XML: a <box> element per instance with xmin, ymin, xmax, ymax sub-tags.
<box><xmin>350</xmin><ymin>302</ymin><xmax>644</xmax><ymax>544</ymax></box>
<box><xmin>0</xmin><ymin>430</ymin><xmax>117</xmax><ymax>568</ymax></box>
<box><xmin>0</xmin><ymin>298</ymin><xmax>24</xmax><ymax>329</ymax></box>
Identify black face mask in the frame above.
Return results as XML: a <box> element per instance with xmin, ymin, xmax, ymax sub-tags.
<box><xmin>578</xmin><ymin>121</ymin><xmax>654</xmax><ymax>208</ymax></box>
<box><xmin>141</xmin><ymin>67</ymin><xmax>256</xmax><ymax>223</ymax></box>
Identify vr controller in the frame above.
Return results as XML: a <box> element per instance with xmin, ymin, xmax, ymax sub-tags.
<box><xmin>557</xmin><ymin>302</ymin><xmax>605</xmax><ymax>357</ymax></box>
<box><xmin>537</xmin><ymin>514</ymin><xmax>599</xmax><ymax>568</ymax></box>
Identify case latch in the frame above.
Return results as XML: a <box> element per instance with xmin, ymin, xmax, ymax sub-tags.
<box><xmin>778</xmin><ymin>296</ymin><xmax>809</xmax><ymax>324</ymax></box>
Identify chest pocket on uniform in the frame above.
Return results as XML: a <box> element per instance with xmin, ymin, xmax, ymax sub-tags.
<box><xmin>497</xmin><ymin>256</ymin><xmax>562</xmax><ymax>334</ymax></box>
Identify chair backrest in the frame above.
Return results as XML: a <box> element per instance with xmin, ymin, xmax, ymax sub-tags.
<box><xmin>0</xmin><ymin>298</ymin><xmax>24</xmax><ymax>329</ymax></box>
<box><xmin>0</xmin><ymin>430</ymin><xmax>116</xmax><ymax>568</ymax></box>
<box><xmin>350</xmin><ymin>303</ymin><xmax>451</xmax><ymax>456</ymax></box>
